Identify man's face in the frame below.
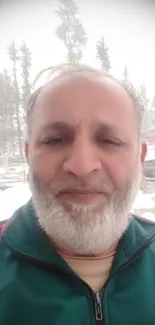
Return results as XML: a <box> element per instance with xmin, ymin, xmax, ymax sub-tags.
<box><xmin>26</xmin><ymin>75</ymin><xmax>146</xmax><ymax>254</ymax></box>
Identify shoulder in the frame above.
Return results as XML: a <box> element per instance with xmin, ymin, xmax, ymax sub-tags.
<box><xmin>0</xmin><ymin>218</ymin><xmax>10</xmax><ymax>236</ymax></box>
<box><xmin>135</xmin><ymin>214</ymin><xmax>155</xmax><ymax>223</ymax></box>
<box><xmin>133</xmin><ymin>215</ymin><xmax>155</xmax><ymax>250</ymax></box>
<box><xmin>134</xmin><ymin>215</ymin><xmax>155</xmax><ymax>229</ymax></box>
<box><xmin>133</xmin><ymin>214</ymin><xmax>155</xmax><ymax>238</ymax></box>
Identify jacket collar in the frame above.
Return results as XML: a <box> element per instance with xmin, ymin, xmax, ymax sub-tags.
<box><xmin>111</xmin><ymin>214</ymin><xmax>155</xmax><ymax>274</ymax></box>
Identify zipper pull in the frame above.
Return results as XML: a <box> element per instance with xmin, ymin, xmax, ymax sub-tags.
<box><xmin>94</xmin><ymin>292</ymin><xmax>103</xmax><ymax>321</ymax></box>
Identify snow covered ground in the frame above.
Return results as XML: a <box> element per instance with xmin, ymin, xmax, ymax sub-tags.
<box><xmin>0</xmin><ymin>184</ymin><xmax>31</xmax><ymax>221</ymax></box>
<box><xmin>0</xmin><ymin>183</ymin><xmax>154</xmax><ymax>222</ymax></box>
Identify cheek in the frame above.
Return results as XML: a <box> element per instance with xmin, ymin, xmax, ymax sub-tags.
<box><xmin>101</xmin><ymin>150</ymin><xmax>137</xmax><ymax>189</ymax></box>
<box><xmin>29</xmin><ymin>149</ymin><xmax>64</xmax><ymax>183</ymax></box>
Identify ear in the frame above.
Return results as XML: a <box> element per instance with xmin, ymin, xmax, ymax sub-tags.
<box><xmin>25</xmin><ymin>141</ymin><xmax>29</xmax><ymax>163</ymax></box>
<box><xmin>140</xmin><ymin>142</ymin><xmax>147</xmax><ymax>166</ymax></box>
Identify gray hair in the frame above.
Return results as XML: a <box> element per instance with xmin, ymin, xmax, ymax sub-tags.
<box><xmin>25</xmin><ymin>63</ymin><xmax>145</xmax><ymax>139</ymax></box>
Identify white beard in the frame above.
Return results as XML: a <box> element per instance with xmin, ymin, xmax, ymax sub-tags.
<box><xmin>29</xmin><ymin>165</ymin><xmax>141</xmax><ymax>255</ymax></box>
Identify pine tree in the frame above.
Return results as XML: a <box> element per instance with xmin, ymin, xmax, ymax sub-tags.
<box><xmin>149</xmin><ymin>96</ymin><xmax>155</xmax><ymax>128</ymax></box>
<box><xmin>0</xmin><ymin>70</ymin><xmax>15</xmax><ymax>155</ymax></box>
<box><xmin>8</xmin><ymin>42</ymin><xmax>23</xmax><ymax>157</ymax></box>
<box><xmin>123</xmin><ymin>65</ymin><xmax>129</xmax><ymax>82</ymax></box>
<box><xmin>140</xmin><ymin>82</ymin><xmax>149</xmax><ymax>108</ymax></box>
<box><xmin>55</xmin><ymin>0</ymin><xmax>87</xmax><ymax>63</ymax></box>
<box><xmin>139</xmin><ymin>82</ymin><xmax>152</xmax><ymax>131</ymax></box>
<box><xmin>152</xmin><ymin>96</ymin><xmax>155</xmax><ymax>108</ymax></box>
<box><xmin>0</xmin><ymin>72</ymin><xmax>7</xmax><ymax>155</ymax></box>
<box><xmin>96</xmin><ymin>37</ymin><xmax>111</xmax><ymax>71</ymax></box>
<box><xmin>20</xmin><ymin>42</ymin><xmax>32</xmax><ymax>113</ymax></box>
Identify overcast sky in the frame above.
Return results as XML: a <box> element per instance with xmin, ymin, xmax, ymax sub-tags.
<box><xmin>0</xmin><ymin>0</ymin><xmax>155</xmax><ymax>96</ymax></box>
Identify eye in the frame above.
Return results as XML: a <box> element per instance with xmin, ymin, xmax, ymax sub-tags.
<box><xmin>97</xmin><ymin>138</ymin><xmax>122</xmax><ymax>147</ymax></box>
<box><xmin>42</xmin><ymin>137</ymin><xmax>68</xmax><ymax>145</ymax></box>
<box><xmin>104</xmin><ymin>139</ymin><xmax>121</xmax><ymax>146</ymax></box>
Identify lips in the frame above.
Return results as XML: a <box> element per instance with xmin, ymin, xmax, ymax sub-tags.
<box><xmin>59</xmin><ymin>190</ymin><xmax>103</xmax><ymax>194</ymax></box>
<box><xmin>56</xmin><ymin>190</ymin><xmax>105</xmax><ymax>204</ymax></box>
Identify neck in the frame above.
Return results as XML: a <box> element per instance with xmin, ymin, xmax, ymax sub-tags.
<box><xmin>50</xmin><ymin>239</ymin><xmax>118</xmax><ymax>259</ymax></box>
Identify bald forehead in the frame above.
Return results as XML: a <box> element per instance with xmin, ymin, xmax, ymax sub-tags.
<box><xmin>34</xmin><ymin>74</ymin><xmax>136</xmax><ymax>124</ymax></box>
<box><xmin>35</xmin><ymin>74</ymin><xmax>134</xmax><ymax>109</ymax></box>
<box><xmin>28</xmin><ymin>73</ymin><xmax>140</xmax><ymax>144</ymax></box>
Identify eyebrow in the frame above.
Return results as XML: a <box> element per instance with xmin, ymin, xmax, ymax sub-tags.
<box><xmin>40</xmin><ymin>122</ymin><xmax>76</xmax><ymax>133</ymax></box>
<box><xmin>96</xmin><ymin>122</ymin><xmax>120</xmax><ymax>133</ymax></box>
<box><xmin>40</xmin><ymin>121</ymin><xmax>120</xmax><ymax>135</ymax></box>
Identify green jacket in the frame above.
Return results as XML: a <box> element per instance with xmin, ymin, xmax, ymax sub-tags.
<box><xmin>1</xmin><ymin>200</ymin><xmax>155</xmax><ymax>325</ymax></box>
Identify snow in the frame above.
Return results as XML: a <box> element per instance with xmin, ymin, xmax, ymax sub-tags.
<box><xmin>0</xmin><ymin>184</ymin><xmax>31</xmax><ymax>221</ymax></box>
<box><xmin>132</xmin><ymin>191</ymin><xmax>155</xmax><ymax>210</ymax></box>
<box><xmin>0</xmin><ymin>167</ymin><xmax>7</xmax><ymax>174</ymax></box>
<box><xmin>141</xmin><ymin>212</ymin><xmax>155</xmax><ymax>221</ymax></box>
<box><xmin>0</xmin><ymin>184</ymin><xmax>154</xmax><ymax>222</ymax></box>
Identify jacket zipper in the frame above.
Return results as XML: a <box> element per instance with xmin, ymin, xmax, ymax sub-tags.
<box><xmin>93</xmin><ymin>292</ymin><xmax>104</xmax><ymax>324</ymax></box>
<box><xmin>3</xmin><ymin>233</ymin><xmax>155</xmax><ymax>325</ymax></box>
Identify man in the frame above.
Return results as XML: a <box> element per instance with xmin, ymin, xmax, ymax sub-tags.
<box><xmin>0</xmin><ymin>63</ymin><xmax>154</xmax><ymax>325</ymax></box>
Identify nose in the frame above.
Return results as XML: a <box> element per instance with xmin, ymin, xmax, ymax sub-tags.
<box><xmin>63</xmin><ymin>139</ymin><xmax>102</xmax><ymax>177</ymax></box>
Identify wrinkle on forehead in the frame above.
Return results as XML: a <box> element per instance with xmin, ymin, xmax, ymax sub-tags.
<box><xmin>31</xmin><ymin>74</ymin><xmax>138</xmax><ymax>139</ymax></box>
<box><xmin>35</xmin><ymin>74</ymin><xmax>133</xmax><ymax>107</ymax></box>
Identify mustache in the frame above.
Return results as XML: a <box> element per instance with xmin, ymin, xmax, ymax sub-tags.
<box><xmin>49</xmin><ymin>179</ymin><xmax>114</xmax><ymax>197</ymax></box>
<box><xmin>29</xmin><ymin>171</ymin><xmax>115</xmax><ymax>197</ymax></box>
